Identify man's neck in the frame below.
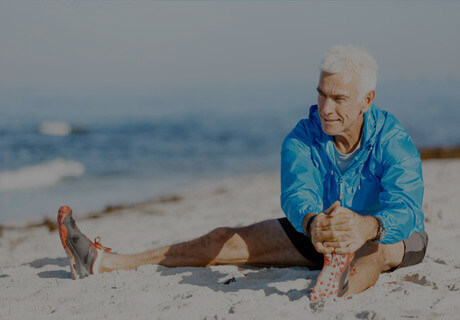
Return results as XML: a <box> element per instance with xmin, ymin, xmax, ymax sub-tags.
<box><xmin>334</xmin><ymin>117</ymin><xmax>364</xmax><ymax>154</ymax></box>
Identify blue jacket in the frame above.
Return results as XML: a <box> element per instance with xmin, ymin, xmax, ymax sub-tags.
<box><xmin>280</xmin><ymin>104</ymin><xmax>425</xmax><ymax>244</ymax></box>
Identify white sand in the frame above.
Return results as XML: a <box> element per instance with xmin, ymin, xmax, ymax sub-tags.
<box><xmin>1</xmin><ymin>159</ymin><xmax>459</xmax><ymax>320</ymax></box>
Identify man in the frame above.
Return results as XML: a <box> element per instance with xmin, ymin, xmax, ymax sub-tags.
<box><xmin>58</xmin><ymin>45</ymin><xmax>427</xmax><ymax>298</ymax></box>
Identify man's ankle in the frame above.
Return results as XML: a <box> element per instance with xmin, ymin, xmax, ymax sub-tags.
<box><xmin>96</xmin><ymin>251</ymin><xmax>110</xmax><ymax>274</ymax></box>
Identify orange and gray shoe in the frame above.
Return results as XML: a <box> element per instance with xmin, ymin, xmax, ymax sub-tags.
<box><xmin>310</xmin><ymin>252</ymin><xmax>354</xmax><ymax>309</ymax></box>
<box><xmin>57</xmin><ymin>206</ymin><xmax>111</xmax><ymax>279</ymax></box>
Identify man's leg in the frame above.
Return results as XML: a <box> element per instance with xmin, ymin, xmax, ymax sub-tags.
<box><xmin>99</xmin><ymin>219</ymin><xmax>319</xmax><ymax>273</ymax></box>
<box><xmin>58</xmin><ymin>205</ymin><xmax>406</xmax><ymax>295</ymax></box>
<box><xmin>345</xmin><ymin>242</ymin><xmax>404</xmax><ymax>295</ymax></box>
<box><xmin>100</xmin><ymin>221</ymin><xmax>405</xmax><ymax>295</ymax></box>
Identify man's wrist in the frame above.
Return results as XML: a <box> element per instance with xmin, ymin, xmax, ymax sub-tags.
<box><xmin>302</xmin><ymin>213</ymin><xmax>317</xmax><ymax>237</ymax></box>
<box><xmin>367</xmin><ymin>216</ymin><xmax>385</xmax><ymax>242</ymax></box>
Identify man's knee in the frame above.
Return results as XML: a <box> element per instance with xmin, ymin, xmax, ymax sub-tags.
<box><xmin>381</xmin><ymin>242</ymin><xmax>404</xmax><ymax>271</ymax></box>
<box><xmin>208</xmin><ymin>220</ymin><xmax>286</xmax><ymax>253</ymax></box>
<box><xmin>208</xmin><ymin>227</ymin><xmax>236</xmax><ymax>243</ymax></box>
<box><xmin>354</xmin><ymin>242</ymin><xmax>382</xmax><ymax>262</ymax></box>
<box><xmin>351</xmin><ymin>242</ymin><xmax>404</xmax><ymax>273</ymax></box>
<box><xmin>210</xmin><ymin>220</ymin><xmax>274</xmax><ymax>240</ymax></box>
<box><xmin>208</xmin><ymin>222</ymin><xmax>268</xmax><ymax>254</ymax></box>
<box><xmin>207</xmin><ymin>226</ymin><xmax>251</xmax><ymax>264</ymax></box>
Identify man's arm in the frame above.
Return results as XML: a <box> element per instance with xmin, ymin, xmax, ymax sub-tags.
<box><xmin>280</xmin><ymin>123</ymin><xmax>324</xmax><ymax>235</ymax></box>
<box><xmin>373</xmin><ymin>130</ymin><xmax>424</xmax><ymax>244</ymax></box>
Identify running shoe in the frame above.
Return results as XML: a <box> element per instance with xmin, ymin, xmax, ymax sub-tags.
<box><xmin>310</xmin><ymin>252</ymin><xmax>354</xmax><ymax>308</ymax></box>
<box><xmin>57</xmin><ymin>206</ymin><xmax>111</xmax><ymax>279</ymax></box>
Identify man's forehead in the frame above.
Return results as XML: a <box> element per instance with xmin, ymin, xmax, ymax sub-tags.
<box><xmin>317</xmin><ymin>85</ymin><xmax>349</xmax><ymax>96</ymax></box>
<box><xmin>318</xmin><ymin>70</ymin><xmax>359</xmax><ymax>94</ymax></box>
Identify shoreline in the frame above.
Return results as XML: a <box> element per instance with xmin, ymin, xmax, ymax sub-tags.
<box><xmin>0</xmin><ymin>194</ymin><xmax>185</xmax><ymax>236</ymax></box>
<box><xmin>1</xmin><ymin>148</ymin><xmax>459</xmax><ymax>231</ymax></box>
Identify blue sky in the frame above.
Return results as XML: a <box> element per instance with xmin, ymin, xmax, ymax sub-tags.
<box><xmin>1</xmin><ymin>1</ymin><xmax>459</xmax><ymax>91</ymax></box>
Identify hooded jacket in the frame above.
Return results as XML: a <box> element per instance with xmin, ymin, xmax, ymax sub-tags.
<box><xmin>281</xmin><ymin>104</ymin><xmax>425</xmax><ymax>244</ymax></box>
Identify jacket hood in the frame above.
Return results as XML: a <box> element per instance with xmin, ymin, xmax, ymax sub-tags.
<box><xmin>307</xmin><ymin>103</ymin><xmax>386</xmax><ymax>150</ymax></box>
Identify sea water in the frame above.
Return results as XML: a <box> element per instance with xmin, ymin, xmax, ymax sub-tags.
<box><xmin>1</xmin><ymin>82</ymin><xmax>459</xmax><ymax>223</ymax></box>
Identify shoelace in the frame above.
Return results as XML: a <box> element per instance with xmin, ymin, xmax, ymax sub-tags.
<box><xmin>90</xmin><ymin>236</ymin><xmax>112</xmax><ymax>252</ymax></box>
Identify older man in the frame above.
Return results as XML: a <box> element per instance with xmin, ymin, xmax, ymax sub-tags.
<box><xmin>58</xmin><ymin>45</ymin><xmax>427</xmax><ymax>299</ymax></box>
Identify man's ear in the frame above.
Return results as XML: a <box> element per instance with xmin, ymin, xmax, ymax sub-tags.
<box><xmin>362</xmin><ymin>90</ymin><xmax>375</xmax><ymax>112</ymax></box>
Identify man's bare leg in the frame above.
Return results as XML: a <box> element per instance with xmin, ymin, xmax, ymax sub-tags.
<box><xmin>345</xmin><ymin>241</ymin><xmax>404</xmax><ymax>295</ymax></box>
<box><xmin>100</xmin><ymin>220</ymin><xmax>405</xmax><ymax>296</ymax></box>
<box><xmin>99</xmin><ymin>219</ymin><xmax>318</xmax><ymax>273</ymax></box>
<box><xmin>60</xmin><ymin>202</ymin><xmax>404</xmax><ymax>295</ymax></box>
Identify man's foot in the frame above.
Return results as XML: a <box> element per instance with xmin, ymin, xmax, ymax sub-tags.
<box><xmin>310</xmin><ymin>252</ymin><xmax>354</xmax><ymax>308</ymax></box>
<box><xmin>57</xmin><ymin>206</ymin><xmax>111</xmax><ymax>279</ymax></box>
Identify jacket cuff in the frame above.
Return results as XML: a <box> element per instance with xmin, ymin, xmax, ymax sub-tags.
<box><xmin>289</xmin><ymin>206</ymin><xmax>321</xmax><ymax>236</ymax></box>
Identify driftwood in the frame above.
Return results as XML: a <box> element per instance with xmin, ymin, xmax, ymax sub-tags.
<box><xmin>419</xmin><ymin>146</ymin><xmax>460</xmax><ymax>160</ymax></box>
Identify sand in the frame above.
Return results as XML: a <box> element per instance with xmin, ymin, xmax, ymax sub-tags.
<box><xmin>1</xmin><ymin>159</ymin><xmax>459</xmax><ymax>320</ymax></box>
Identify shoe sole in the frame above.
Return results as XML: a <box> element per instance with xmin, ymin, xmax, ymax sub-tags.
<box><xmin>310</xmin><ymin>252</ymin><xmax>354</xmax><ymax>307</ymax></box>
<box><xmin>57</xmin><ymin>206</ymin><xmax>79</xmax><ymax>280</ymax></box>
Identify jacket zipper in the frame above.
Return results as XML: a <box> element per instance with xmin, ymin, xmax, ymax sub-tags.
<box><xmin>330</xmin><ymin>164</ymin><xmax>345</xmax><ymax>205</ymax></box>
<box><xmin>339</xmin><ymin>178</ymin><xmax>344</xmax><ymax>206</ymax></box>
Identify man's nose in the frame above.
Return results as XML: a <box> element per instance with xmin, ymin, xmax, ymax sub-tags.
<box><xmin>321</xmin><ymin>97</ymin><xmax>335</xmax><ymax>115</ymax></box>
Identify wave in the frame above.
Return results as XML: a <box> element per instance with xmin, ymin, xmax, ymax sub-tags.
<box><xmin>38</xmin><ymin>122</ymin><xmax>73</xmax><ymax>136</ymax></box>
<box><xmin>0</xmin><ymin>159</ymin><xmax>85</xmax><ymax>192</ymax></box>
<box><xmin>38</xmin><ymin>121</ymin><xmax>89</xmax><ymax>136</ymax></box>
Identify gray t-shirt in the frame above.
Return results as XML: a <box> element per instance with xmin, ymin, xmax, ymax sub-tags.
<box><xmin>334</xmin><ymin>139</ymin><xmax>362</xmax><ymax>174</ymax></box>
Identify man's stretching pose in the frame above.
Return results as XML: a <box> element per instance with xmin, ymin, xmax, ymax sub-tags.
<box><xmin>58</xmin><ymin>45</ymin><xmax>427</xmax><ymax>297</ymax></box>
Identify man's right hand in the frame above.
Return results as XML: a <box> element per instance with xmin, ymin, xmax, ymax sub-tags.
<box><xmin>306</xmin><ymin>201</ymin><xmax>350</xmax><ymax>254</ymax></box>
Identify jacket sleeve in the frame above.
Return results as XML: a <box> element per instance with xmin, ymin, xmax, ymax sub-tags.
<box><xmin>374</xmin><ymin>130</ymin><xmax>424</xmax><ymax>244</ymax></box>
<box><xmin>280</xmin><ymin>126</ymin><xmax>324</xmax><ymax>235</ymax></box>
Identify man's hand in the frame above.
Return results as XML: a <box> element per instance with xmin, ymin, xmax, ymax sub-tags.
<box><xmin>309</xmin><ymin>201</ymin><xmax>378</xmax><ymax>254</ymax></box>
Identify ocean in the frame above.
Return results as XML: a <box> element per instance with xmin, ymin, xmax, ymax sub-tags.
<box><xmin>1</xmin><ymin>82</ymin><xmax>459</xmax><ymax>223</ymax></box>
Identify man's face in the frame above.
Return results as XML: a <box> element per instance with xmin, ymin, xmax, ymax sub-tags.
<box><xmin>316</xmin><ymin>69</ymin><xmax>372</xmax><ymax>137</ymax></box>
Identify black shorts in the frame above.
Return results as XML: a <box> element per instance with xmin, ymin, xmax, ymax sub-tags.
<box><xmin>277</xmin><ymin>217</ymin><xmax>428</xmax><ymax>270</ymax></box>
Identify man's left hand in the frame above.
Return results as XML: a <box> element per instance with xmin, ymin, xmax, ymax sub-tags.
<box><xmin>313</xmin><ymin>201</ymin><xmax>378</xmax><ymax>254</ymax></box>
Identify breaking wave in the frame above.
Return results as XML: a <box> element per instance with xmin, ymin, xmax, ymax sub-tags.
<box><xmin>0</xmin><ymin>159</ymin><xmax>85</xmax><ymax>191</ymax></box>
<box><xmin>38</xmin><ymin>121</ymin><xmax>73</xmax><ymax>136</ymax></box>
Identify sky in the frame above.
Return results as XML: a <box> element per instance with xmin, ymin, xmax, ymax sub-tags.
<box><xmin>0</xmin><ymin>1</ymin><xmax>459</xmax><ymax>93</ymax></box>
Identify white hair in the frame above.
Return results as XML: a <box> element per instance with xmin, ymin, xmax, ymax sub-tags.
<box><xmin>320</xmin><ymin>45</ymin><xmax>378</xmax><ymax>98</ymax></box>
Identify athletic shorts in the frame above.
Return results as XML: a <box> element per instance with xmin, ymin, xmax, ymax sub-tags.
<box><xmin>277</xmin><ymin>217</ymin><xmax>428</xmax><ymax>271</ymax></box>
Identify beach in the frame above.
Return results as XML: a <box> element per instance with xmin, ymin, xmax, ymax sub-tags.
<box><xmin>2</xmin><ymin>1</ymin><xmax>460</xmax><ymax>318</ymax></box>
<box><xmin>1</xmin><ymin>158</ymin><xmax>459</xmax><ymax>320</ymax></box>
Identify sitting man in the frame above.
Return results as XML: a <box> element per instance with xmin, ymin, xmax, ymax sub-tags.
<box><xmin>58</xmin><ymin>45</ymin><xmax>427</xmax><ymax>299</ymax></box>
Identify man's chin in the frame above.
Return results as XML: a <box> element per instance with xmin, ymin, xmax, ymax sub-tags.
<box><xmin>321</xmin><ymin>125</ymin><xmax>340</xmax><ymax>136</ymax></box>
